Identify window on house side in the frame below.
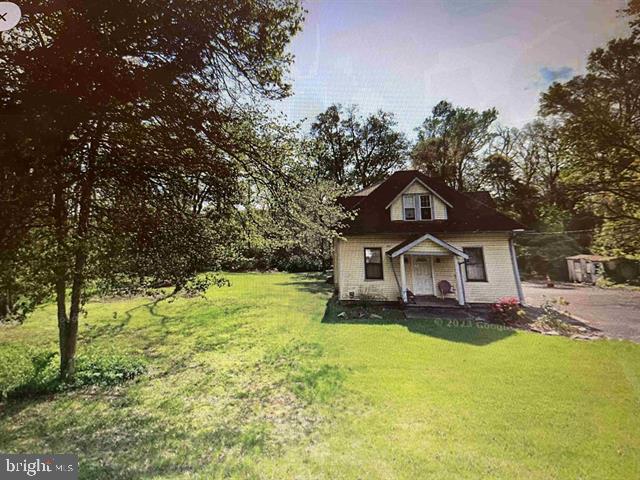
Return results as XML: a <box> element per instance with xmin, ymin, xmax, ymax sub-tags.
<box><xmin>364</xmin><ymin>247</ymin><xmax>383</xmax><ymax>280</ymax></box>
<box><xmin>463</xmin><ymin>247</ymin><xmax>487</xmax><ymax>281</ymax></box>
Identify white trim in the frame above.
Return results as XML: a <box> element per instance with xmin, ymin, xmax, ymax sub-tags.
<box><xmin>389</xmin><ymin>233</ymin><xmax>469</xmax><ymax>259</ymax></box>
<box><xmin>509</xmin><ymin>237</ymin><xmax>526</xmax><ymax>305</ymax></box>
<box><xmin>385</xmin><ymin>178</ymin><xmax>453</xmax><ymax>210</ymax></box>
<box><xmin>454</xmin><ymin>259</ymin><xmax>466</xmax><ymax>306</ymax></box>
<box><xmin>399</xmin><ymin>254</ymin><xmax>407</xmax><ymax>302</ymax></box>
<box><xmin>402</xmin><ymin>252</ymin><xmax>448</xmax><ymax>257</ymax></box>
<box><xmin>430</xmin><ymin>256</ymin><xmax>436</xmax><ymax>294</ymax></box>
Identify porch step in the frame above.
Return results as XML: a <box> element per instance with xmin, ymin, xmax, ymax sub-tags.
<box><xmin>406</xmin><ymin>295</ymin><xmax>463</xmax><ymax>308</ymax></box>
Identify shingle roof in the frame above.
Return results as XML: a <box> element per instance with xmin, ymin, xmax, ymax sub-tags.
<box><xmin>338</xmin><ymin>170</ymin><xmax>524</xmax><ymax>235</ymax></box>
<box><xmin>463</xmin><ymin>191</ymin><xmax>496</xmax><ymax>208</ymax></box>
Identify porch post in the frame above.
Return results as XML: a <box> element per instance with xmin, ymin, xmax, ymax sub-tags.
<box><xmin>399</xmin><ymin>254</ymin><xmax>407</xmax><ymax>302</ymax></box>
<box><xmin>454</xmin><ymin>257</ymin><xmax>466</xmax><ymax>306</ymax></box>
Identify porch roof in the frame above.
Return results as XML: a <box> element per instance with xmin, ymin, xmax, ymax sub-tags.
<box><xmin>386</xmin><ymin>233</ymin><xmax>469</xmax><ymax>259</ymax></box>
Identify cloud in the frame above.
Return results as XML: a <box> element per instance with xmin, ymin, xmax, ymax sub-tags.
<box><xmin>539</xmin><ymin>66</ymin><xmax>574</xmax><ymax>84</ymax></box>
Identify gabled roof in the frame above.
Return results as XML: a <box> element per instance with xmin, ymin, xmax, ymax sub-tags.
<box><xmin>386</xmin><ymin>233</ymin><xmax>469</xmax><ymax>259</ymax></box>
<box><xmin>566</xmin><ymin>254</ymin><xmax>613</xmax><ymax>261</ymax></box>
<box><xmin>384</xmin><ymin>177</ymin><xmax>453</xmax><ymax>209</ymax></box>
<box><xmin>338</xmin><ymin>170</ymin><xmax>524</xmax><ymax>235</ymax></box>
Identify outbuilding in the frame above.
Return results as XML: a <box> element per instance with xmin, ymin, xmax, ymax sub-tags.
<box><xmin>566</xmin><ymin>254</ymin><xmax>612</xmax><ymax>283</ymax></box>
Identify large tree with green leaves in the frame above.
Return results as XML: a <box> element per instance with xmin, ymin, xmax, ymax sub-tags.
<box><xmin>310</xmin><ymin>104</ymin><xmax>409</xmax><ymax>191</ymax></box>
<box><xmin>540</xmin><ymin>19</ymin><xmax>640</xmax><ymax>258</ymax></box>
<box><xmin>412</xmin><ymin>100</ymin><xmax>497</xmax><ymax>190</ymax></box>
<box><xmin>0</xmin><ymin>0</ymin><xmax>305</xmax><ymax>379</ymax></box>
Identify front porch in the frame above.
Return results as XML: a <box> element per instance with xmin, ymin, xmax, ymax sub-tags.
<box><xmin>407</xmin><ymin>295</ymin><xmax>463</xmax><ymax>308</ymax></box>
<box><xmin>387</xmin><ymin>233</ymin><xmax>469</xmax><ymax>306</ymax></box>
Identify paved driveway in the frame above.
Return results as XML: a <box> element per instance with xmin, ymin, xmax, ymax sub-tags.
<box><xmin>522</xmin><ymin>281</ymin><xmax>640</xmax><ymax>342</ymax></box>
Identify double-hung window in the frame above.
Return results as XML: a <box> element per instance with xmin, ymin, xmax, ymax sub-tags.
<box><xmin>403</xmin><ymin>195</ymin><xmax>416</xmax><ymax>220</ymax></box>
<box><xmin>463</xmin><ymin>247</ymin><xmax>487</xmax><ymax>282</ymax></box>
<box><xmin>364</xmin><ymin>248</ymin><xmax>383</xmax><ymax>280</ymax></box>
<box><xmin>419</xmin><ymin>195</ymin><xmax>432</xmax><ymax>220</ymax></box>
<box><xmin>403</xmin><ymin>194</ymin><xmax>432</xmax><ymax>221</ymax></box>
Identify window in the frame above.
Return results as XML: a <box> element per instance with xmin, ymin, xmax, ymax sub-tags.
<box><xmin>403</xmin><ymin>195</ymin><xmax>415</xmax><ymax>220</ymax></box>
<box><xmin>364</xmin><ymin>247</ymin><xmax>383</xmax><ymax>280</ymax></box>
<box><xmin>403</xmin><ymin>194</ymin><xmax>432</xmax><ymax>221</ymax></box>
<box><xmin>463</xmin><ymin>247</ymin><xmax>487</xmax><ymax>282</ymax></box>
<box><xmin>420</xmin><ymin>195</ymin><xmax>432</xmax><ymax>220</ymax></box>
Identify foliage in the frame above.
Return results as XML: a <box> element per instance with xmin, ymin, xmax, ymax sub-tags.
<box><xmin>533</xmin><ymin>297</ymin><xmax>574</xmax><ymax>334</ymax></box>
<box><xmin>540</xmin><ymin>32</ymin><xmax>640</xmax><ymax>258</ymax></box>
<box><xmin>515</xmin><ymin>205</ymin><xmax>583</xmax><ymax>278</ymax></box>
<box><xmin>182</xmin><ymin>273</ymin><xmax>231</xmax><ymax>297</ymax></box>
<box><xmin>0</xmin><ymin>0</ymin><xmax>306</xmax><ymax>377</ymax></box>
<box><xmin>412</xmin><ymin>100</ymin><xmax>497</xmax><ymax>190</ymax></box>
<box><xmin>483</xmin><ymin>119</ymin><xmax>575</xmax><ymax>227</ymax></box>
<box><xmin>0</xmin><ymin>233</ymin><xmax>52</xmax><ymax>323</ymax></box>
<box><xmin>310</xmin><ymin>104</ymin><xmax>409</xmax><ymax>191</ymax></box>
<box><xmin>489</xmin><ymin>297</ymin><xmax>525</xmax><ymax>325</ymax></box>
<box><xmin>0</xmin><ymin>346</ymin><xmax>146</xmax><ymax>400</ymax></box>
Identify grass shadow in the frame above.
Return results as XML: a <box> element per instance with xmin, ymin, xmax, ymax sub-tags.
<box><xmin>275</xmin><ymin>272</ymin><xmax>333</xmax><ymax>296</ymax></box>
<box><xmin>321</xmin><ymin>296</ymin><xmax>515</xmax><ymax>346</ymax></box>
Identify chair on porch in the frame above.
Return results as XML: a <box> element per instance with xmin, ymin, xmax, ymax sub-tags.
<box><xmin>437</xmin><ymin>280</ymin><xmax>454</xmax><ymax>299</ymax></box>
<box><xmin>405</xmin><ymin>289</ymin><xmax>417</xmax><ymax>304</ymax></box>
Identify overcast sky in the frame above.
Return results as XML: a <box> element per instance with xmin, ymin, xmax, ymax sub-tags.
<box><xmin>275</xmin><ymin>0</ymin><xmax>630</xmax><ymax>138</ymax></box>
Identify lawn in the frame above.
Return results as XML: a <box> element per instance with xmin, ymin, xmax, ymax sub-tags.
<box><xmin>1</xmin><ymin>272</ymin><xmax>639</xmax><ymax>479</ymax></box>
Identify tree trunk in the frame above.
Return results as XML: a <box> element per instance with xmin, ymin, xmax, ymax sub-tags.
<box><xmin>58</xmin><ymin>118</ymin><xmax>103</xmax><ymax>381</ymax></box>
<box><xmin>53</xmin><ymin>179</ymin><xmax>73</xmax><ymax>379</ymax></box>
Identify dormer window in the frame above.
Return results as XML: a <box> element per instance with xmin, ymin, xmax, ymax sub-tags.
<box><xmin>403</xmin><ymin>194</ymin><xmax>432</xmax><ymax>221</ymax></box>
<box><xmin>403</xmin><ymin>194</ymin><xmax>416</xmax><ymax>220</ymax></box>
<box><xmin>420</xmin><ymin>195</ymin><xmax>432</xmax><ymax>220</ymax></box>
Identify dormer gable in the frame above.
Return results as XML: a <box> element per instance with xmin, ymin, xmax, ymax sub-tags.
<box><xmin>386</xmin><ymin>178</ymin><xmax>450</xmax><ymax>221</ymax></box>
<box><xmin>336</xmin><ymin>170</ymin><xmax>524</xmax><ymax>235</ymax></box>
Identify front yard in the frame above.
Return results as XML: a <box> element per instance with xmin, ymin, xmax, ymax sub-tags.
<box><xmin>1</xmin><ymin>273</ymin><xmax>639</xmax><ymax>479</ymax></box>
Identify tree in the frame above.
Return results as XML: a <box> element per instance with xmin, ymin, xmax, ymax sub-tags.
<box><xmin>310</xmin><ymin>104</ymin><xmax>409</xmax><ymax>191</ymax></box>
<box><xmin>412</xmin><ymin>100</ymin><xmax>498</xmax><ymax>190</ymax></box>
<box><xmin>0</xmin><ymin>0</ymin><xmax>304</xmax><ymax>379</ymax></box>
<box><xmin>482</xmin><ymin>119</ymin><xmax>574</xmax><ymax>227</ymax></box>
<box><xmin>540</xmin><ymin>33</ymin><xmax>640</xmax><ymax>257</ymax></box>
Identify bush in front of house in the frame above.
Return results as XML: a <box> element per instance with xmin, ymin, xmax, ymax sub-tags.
<box><xmin>490</xmin><ymin>297</ymin><xmax>524</xmax><ymax>325</ymax></box>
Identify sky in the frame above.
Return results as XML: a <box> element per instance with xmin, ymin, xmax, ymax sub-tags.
<box><xmin>275</xmin><ymin>0</ymin><xmax>630</xmax><ymax>138</ymax></box>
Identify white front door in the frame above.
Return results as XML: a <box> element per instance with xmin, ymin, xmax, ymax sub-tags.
<box><xmin>413</xmin><ymin>257</ymin><xmax>434</xmax><ymax>295</ymax></box>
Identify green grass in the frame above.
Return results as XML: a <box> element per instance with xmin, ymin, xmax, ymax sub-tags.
<box><xmin>1</xmin><ymin>272</ymin><xmax>639</xmax><ymax>479</ymax></box>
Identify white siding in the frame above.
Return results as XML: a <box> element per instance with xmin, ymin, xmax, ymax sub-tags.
<box><xmin>445</xmin><ymin>233</ymin><xmax>519</xmax><ymax>303</ymax></box>
<box><xmin>389</xmin><ymin>181</ymin><xmax>448</xmax><ymax>221</ymax></box>
<box><xmin>334</xmin><ymin>232</ymin><xmax>519</xmax><ymax>304</ymax></box>
<box><xmin>406</xmin><ymin>240</ymin><xmax>448</xmax><ymax>255</ymax></box>
<box><xmin>334</xmin><ymin>235</ymin><xmax>406</xmax><ymax>301</ymax></box>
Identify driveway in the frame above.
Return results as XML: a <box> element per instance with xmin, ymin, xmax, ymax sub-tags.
<box><xmin>522</xmin><ymin>281</ymin><xmax>640</xmax><ymax>342</ymax></box>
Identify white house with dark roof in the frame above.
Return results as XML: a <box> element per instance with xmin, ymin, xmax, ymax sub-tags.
<box><xmin>334</xmin><ymin>170</ymin><xmax>526</xmax><ymax>306</ymax></box>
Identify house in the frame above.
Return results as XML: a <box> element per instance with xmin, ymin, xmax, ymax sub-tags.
<box><xmin>333</xmin><ymin>170</ymin><xmax>526</xmax><ymax>306</ymax></box>
<box><xmin>566</xmin><ymin>254</ymin><xmax>612</xmax><ymax>284</ymax></box>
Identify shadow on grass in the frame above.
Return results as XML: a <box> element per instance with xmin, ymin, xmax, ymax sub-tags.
<box><xmin>0</xmin><ymin>398</ymin><xmax>262</xmax><ymax>480</ymax></box>
<box><xmin>321</xmin><ymin>296</ymin><xmax>515</xmax><ymax>346</ymax></box>
<box><xmin>275</xmin><ymin>272</ymin><xmax>333</xmax><ymax>296</ymax></box>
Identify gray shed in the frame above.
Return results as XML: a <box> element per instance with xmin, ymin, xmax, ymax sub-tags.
<box><xmin>566</xmin><ymin>254</ymin><xmax>612</xmax><ymax>283</ymax></box>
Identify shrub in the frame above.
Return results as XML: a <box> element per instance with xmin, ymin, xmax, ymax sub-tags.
<box><xmin>73</xmin><ymin>353</ymin><xmax>147</xmax><ymax>388</ymax></box>
<box><xmin>534</xmin><ymin>297</ymin><xmax>574</xmax><ymax>333</ymax></box>
<box><xmin>0</xmin><ymin>348</ymin><xmax>147</xmax><ymax>400</ymax></box>
<box><xmin>490</xmin><ymin>297</ymin><xmax>524</xmax><ymax>325</ymax></box>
